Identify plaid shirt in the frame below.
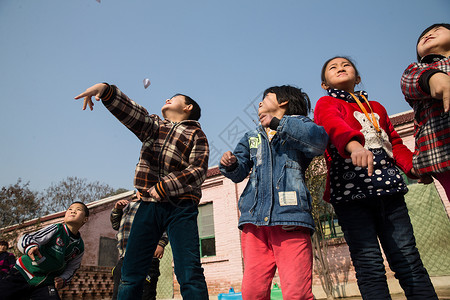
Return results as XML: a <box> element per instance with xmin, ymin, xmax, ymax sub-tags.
<box><xmin>102</xmin><ymin>85</ymin><xmax>209</xmax><ymax>203</ymax></box>
<box><xmin>110</xmin><ymin>200</ymin><xmax>169</xmax><ymax>258</ymax></box>
<box><xmin>400</xmin><ymin>55</ymin><xmax>450</xmax><ymax>175</ymax></box>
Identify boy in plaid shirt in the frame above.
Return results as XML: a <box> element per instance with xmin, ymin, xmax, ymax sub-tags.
<box><xmin>401</xmin><ymin>23</ymin><xmax>450</xmax><ymax>200</ymax></box>
<box><xmin>75</xmin><ymin>83</ymin><xmax>209</xmax><ymax>299</ymax></box>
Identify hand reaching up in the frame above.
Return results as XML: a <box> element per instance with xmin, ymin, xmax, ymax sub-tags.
<box><xmin>74</xmin><ymin>83</ymin><xmax>108</xmax><ymax>111</ymax></box>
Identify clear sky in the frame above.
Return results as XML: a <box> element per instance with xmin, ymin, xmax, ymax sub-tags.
<box><xmin>1</xmin><ymin>0</ymin><xmax>449</xmax><ymax>192</ymax></box>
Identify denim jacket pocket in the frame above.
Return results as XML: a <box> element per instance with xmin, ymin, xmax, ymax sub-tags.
<box><xmin>277</xmin><ymin>160</ymin><xmax>311</xmax><ymax>212</ymax></box>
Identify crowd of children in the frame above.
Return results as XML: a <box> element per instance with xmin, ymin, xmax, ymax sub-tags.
<box><xmin>0</xmin><ymin>23</ymin><xmax>448</xmax><ymax>300</ymax></box>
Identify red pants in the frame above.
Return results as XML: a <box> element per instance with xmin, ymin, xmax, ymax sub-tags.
<box><xmin>241</xmin><ymin>224</ymin><xmax>314</xmax><ymax>300</ymax></box>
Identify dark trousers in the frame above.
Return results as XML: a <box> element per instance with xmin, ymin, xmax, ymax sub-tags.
<box><xmin>112</xmin><ymin>257</ymin><xmax>160</xmax><ymax>300</ymax></box>
<box><xmin>333</xmin><ymin>194</ymin><xmax>437</xmax><ymax>300</ymax></box>
<box><xmin>118</xmin><ymin>200</ymin><xmax>208</xmax><ymax>300</ymax></box>
<box><xmin>0</xmin><ymin>268</ymin><xmax>61</xmax><ymax>300</ymax></box>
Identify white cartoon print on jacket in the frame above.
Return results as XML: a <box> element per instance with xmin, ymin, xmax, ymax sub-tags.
<box><xmin>353</xmin><ymin>111</ymin><xmax>393</xmax><ymax>158</ymax></box>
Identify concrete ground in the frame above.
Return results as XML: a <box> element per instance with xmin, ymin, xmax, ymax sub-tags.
<box><xmin>337</xmin><ymin>285</ymin><xmax>450</xmax><ymax>299</ymax></box>
<box><xmin>165</xmin><ymin>286</ymin><xmax>450</xmax><ymax>299</ymax></box>
<box><xmin>163</xmin><ymin>277</ymin><xmax>450</xmax><ymax>299</ymax></box>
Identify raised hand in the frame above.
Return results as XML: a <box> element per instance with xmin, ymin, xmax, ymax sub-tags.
<box><xmin>74</xmin><ymin>83</ymin><xmax>108</xmax><ymax>111</ymax></box>
<box><xmin>114</xmin><ymin>199</ymin><xmax>129</xmax><ymax>210</ymax></box>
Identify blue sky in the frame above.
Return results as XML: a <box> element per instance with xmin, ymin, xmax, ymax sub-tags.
<box><xmin>1</xmin><ymin>0</ymin><xmax>449</xmax><ymax>192</ymax></box>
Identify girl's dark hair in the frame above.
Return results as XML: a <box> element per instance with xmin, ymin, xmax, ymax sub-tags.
<box><xmin>263</xmin><ymin>85</ymin><xmax>311</xmax><ymax>116</ymax></box>
<box><xmin>0</xmin><ymin>240</ymin><xmax>8</xmax><ymax>247</ymax></box>
<box><xmin>416</xmin><ymin>23</ymin><xmax>450</xmax><ymax>62</ymax></box>
<box><xmin>173</xmin><ymin>94</ymin><xmax>201</xmax><ymax>121</ymax></box>
<box><xmin>321</xmin><ymin>56</ymin><xmax>360</xmax><ymax>84</ymax></box>
<box><xmin>70</xmin><ymin>201</ymin><xmax>90</xmax><ymax>217</ymax></box>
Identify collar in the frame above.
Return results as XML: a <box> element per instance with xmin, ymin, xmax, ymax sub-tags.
<box><xmin>420</xmin><ymin>54</ymin><xmax>447</xmax><ymax>64</ymax></box>
<box><xmin>327</xmin><ymin>89</ymin><xmax>369</xmax><ymax>103</ymax></box>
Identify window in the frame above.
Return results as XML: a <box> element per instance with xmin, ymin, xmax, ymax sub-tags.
<box><xmin>98</xmin><ymin>236</ymin><xmax>118</xmax><ymax>267</ymax></box>
<box><xmin>198</xmin><ymin>203</ymin><xmax>216</xmax><ymax>257</ymax></box>
<box><xmin>319</xmin><ymin>213</ymin><xmax>344</xmax><ymax>240</ymax></box>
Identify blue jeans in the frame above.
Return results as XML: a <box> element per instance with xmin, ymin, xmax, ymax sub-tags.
<box><xmin>333</xmin><ymin>195</ymin><xmax>437</xmax><ymax>300</ymax></box>
<box><xmin>118</xmin><ymin>200</ymin><xmax>209</xmax><ymax>300</ymax></box>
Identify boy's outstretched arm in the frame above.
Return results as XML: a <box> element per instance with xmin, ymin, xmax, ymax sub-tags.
<box><xmin>429</xmin><ymin>72</ymin><xmax>450</xmax><ymax>112</ymax></box>
<box><xmin>74</xmin><ymin>83</ymin><xmax>108</xmax><ymax>111</ymax></box>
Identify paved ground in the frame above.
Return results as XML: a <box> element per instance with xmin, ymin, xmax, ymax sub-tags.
<box><xmin>163</xmin><ymin>285</ymin><xmax>450</xmax><ymax>299</ymax></box>
<box><xmin>336</xmin><ymin>286</ymin><xmax>450</xmax><ymax>299</ymax></box>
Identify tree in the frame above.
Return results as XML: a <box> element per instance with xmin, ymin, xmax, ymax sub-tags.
<box><xmin>0</xmin><ymin>179</ymin><xmax>42</xmax><ymax>228</ymax></box>
<box><xmin>43</xmin><ymin>176</ymin><xmax>115</xmax><ymax>214</ymax></box>
<box><xmin>305</xmin><ymin>156</ymin><xmax>336</xmax><ymax>300</ymax></box>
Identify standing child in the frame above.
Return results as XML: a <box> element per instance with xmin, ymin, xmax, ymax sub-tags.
<box><xmin>110</xmin><ymin>197</ymin><xmax>169</xmax><ymax>300</ymax></box>
<box><xmin>0</xmin><ymin>202</ymin><xmax>89</xmax><ymax>300</ymax></box>
<box><xmin>75</xmin><ymin>83</ymin><xmax>209</xmax><ymax>300</ymax></box>
<box><xmin>220</xmin><ymin>85</ymin><xmax>328</xmax><ymax>300</ymax></box>
<box><xmin>400</xmin><ymin>23</ymin><xmax>450</xmax><ymax>199</ymax></box>
<box><xmin>314</xmin><ymin>56</ymin><xmax>437</xmax><ymax>300</ymax></box>
<box><xmin>0</xmin><ymin>240</ymin><xmax>15</xmax><ymax>280</ymax></box>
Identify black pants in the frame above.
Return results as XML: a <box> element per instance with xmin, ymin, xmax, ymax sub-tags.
<box><xmin>0</xmin><ymin>268</ymin><xmax>61</xmax><ymax>300</ymax></box>
<box><xmin>333</xmin><ymin>195</ymin><xmax>437</xmax><ymax>300</ymax></box>
<box><xmin>112</xmin><ymin>257</ymin><xmax>160</xmax><ymax>300</ymax></box>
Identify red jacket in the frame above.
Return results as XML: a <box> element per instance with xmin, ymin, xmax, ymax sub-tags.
<box><xmin>314</xmin><ymin>94</ymin><xmax>415</xmax><ymax>202</ymax></box>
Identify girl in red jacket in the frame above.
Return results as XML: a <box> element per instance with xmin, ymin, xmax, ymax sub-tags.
<box><xmin>314</xmin><ymin>56</ymin><xmax>437</xmax><ymax>300</ymax></box>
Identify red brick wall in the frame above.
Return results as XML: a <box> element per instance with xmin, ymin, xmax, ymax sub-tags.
<box><xmin>59</xmin><ymin>266</ymin><xmax>114</xmax><ymax>300</ymax></box>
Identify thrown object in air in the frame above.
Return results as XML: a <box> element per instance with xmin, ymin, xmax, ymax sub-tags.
<box><xmin>143</xmin><ymin>78</ymin><xmax>151</xmax><ymax>89</ymax></box>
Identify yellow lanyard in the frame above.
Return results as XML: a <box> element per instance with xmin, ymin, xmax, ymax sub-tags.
<box><xmin>349</xmin><ymin>93</ymin><xmax>381</xmax><ymax>134</ymax></box>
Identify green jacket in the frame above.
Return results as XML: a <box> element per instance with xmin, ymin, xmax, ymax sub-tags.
<box><xmin>15</xmin><ymin>223</ymin><xmax>84</xmax><ymax>287</ymax></box>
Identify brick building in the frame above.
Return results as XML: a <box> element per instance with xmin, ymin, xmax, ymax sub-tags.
<box><xmin>1</xmin><ymin>110</ymin><xmax>449</xmax><ymax>299</ymax></box>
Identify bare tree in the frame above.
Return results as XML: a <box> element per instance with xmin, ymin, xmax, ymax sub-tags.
<box><xmin>43</xmin><ymin>176</ymin><xmax>115</xmax><ymax>214</ymax></box>
<box><xmin>0</xmin><ymin>179</ymin><xmax>42</xmax><ymax>228</ymax></box>
<box><xmin>305</xmin><ymin>156</ymin><xmax>335</xmax><ymax>300</ymax></box>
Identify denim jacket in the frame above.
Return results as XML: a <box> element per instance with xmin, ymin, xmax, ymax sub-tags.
<box><xmin>219</xmin><ymin>115</ymin><xmax>328</xmax><ymax>231</ymax></box>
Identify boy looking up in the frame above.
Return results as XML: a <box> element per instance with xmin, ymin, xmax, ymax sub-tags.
<box><xmin>74</xmin><ymin>83</ymin><xmax>209</xmax><ymax>299</ymax></box>
<box><xmin>0</xmin><ymin>202</ymin><xmax>89</xmax><ymax>300</ymax></box>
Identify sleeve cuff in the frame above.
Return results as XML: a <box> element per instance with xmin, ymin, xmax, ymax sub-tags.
<box><xmin>419</xmin><ymin>69</ymin><xmax>446</xmax><ymax>95</ymax></box>
<box><xmin>100</xmin><ymin>83</ymin><xmax>115</xmax><ymax>101</ymax></box>
<box><xmin>155</xmin><ymin>182</ymin><xmax>167</xmax><ymax>199</ymax></box>
<box><xmin>222</xmin><ymin>161</ymin><xmax>238</xmax><ymax>172</ymax></box>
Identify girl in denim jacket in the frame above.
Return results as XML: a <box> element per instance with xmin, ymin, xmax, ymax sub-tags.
<box><xmin>220</xmin><ymin>85</ymin><xmax>328</xmax><ymax>300</ymax></box>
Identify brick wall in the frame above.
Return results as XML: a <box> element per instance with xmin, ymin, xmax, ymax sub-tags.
<box><xmin>59</xmin><ymin>266</ymin><xmax>114</xmax><ymax>300</ymax></box>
